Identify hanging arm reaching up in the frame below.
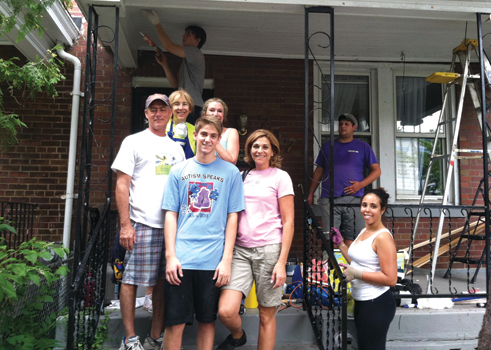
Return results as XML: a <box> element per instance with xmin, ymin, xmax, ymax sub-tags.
<box><xmin>144</xmin><ymin>10</ymin><xmax>186</xmax><ymax>58</ymax></box>
<box><xmin>155</xmin><ymin>48</ymin><xmax>178</xmax><ymax>89</ymax></box>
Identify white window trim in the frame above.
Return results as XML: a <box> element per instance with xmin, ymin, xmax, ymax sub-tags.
<box><xmin>314</xmin><ymin>61</ymin><xmax>457</xmax><ymax>205</ymax></box>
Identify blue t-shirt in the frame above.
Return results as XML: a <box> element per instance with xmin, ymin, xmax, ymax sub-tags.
<box><xmin>162</xmin><ymin>157</ymin><xmax>245</xmax><ymax>270</ymax></box>
<box><xmin>315</xmin><ymin>139</ymin><xmax>378</xmax><ymax>198</ymax></box>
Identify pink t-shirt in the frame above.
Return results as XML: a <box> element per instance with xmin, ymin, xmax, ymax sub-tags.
<box><xmin>236</xmin><ymin>167</ymin><xmax>294</xmax><ymax>248</ymax></box>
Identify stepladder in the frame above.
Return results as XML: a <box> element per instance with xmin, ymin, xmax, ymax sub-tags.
<box><xmin>409</xmin><ymin>39</ymin><xmax>491</xmax><ymax>293</ymax></box>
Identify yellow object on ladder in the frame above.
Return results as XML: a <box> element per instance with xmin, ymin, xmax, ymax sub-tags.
<box><xmin>426</xmin><ymin>72</ymin><xmax>460</xmax><ymax>84</ymax></box>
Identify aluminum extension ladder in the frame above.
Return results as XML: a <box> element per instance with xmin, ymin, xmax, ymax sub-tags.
<box><xmin>410</xmin><ymin>39</ymin><xmax>491</xmax><ymax>293</ymax></box>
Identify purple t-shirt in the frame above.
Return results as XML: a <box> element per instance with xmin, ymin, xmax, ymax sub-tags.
<box><xmin>315</xmin><ymin>139</ymin><xmax>378</xmax><ymax>198</ymax></box>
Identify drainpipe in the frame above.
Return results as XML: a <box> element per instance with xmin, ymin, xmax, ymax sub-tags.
<box><xmin>57</xmin><ymin>44</ymin><xmax>82</xmax><ymax>251</ymax></box>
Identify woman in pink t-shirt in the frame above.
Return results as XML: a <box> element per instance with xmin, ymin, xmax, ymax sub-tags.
<box><xmin>217</xmin><ymin>129</ymin><xmax>295</xmax><ymax>350</ymax></box>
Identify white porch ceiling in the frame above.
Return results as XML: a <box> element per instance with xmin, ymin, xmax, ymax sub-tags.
<box><xmin>75</xmin><ymin>0</ymin><xmax>491</xmax><ymax>68</ymax></box>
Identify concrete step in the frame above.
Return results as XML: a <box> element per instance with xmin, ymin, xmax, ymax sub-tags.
<box><xmin>103</xmin><ymin>306</ymin><xmax>317</xmax><ymax>349</ymax></box>
<box><xmin>385</xmin><ymin>305</ymin><xmax>484</xmax><ymax>350</ymax></box>
<box><xmin>183</xmin><ymin>344</ymin><xmax>319</xmax><ymax>350</ymax></box>
<box><xmin>100</xmin><ymin>268</ymin><xmax>486</xmax><ymax>350</ymax></box>
<box><xmin>102</xmin><ymin>302</ymin><xmax>484</xmax><ymax>350</ymax></box>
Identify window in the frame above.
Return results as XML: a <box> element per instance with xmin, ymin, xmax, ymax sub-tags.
<box><xmin>395</xmin><ymin>76</ymin><xmax>445</xmax><ymax>199</ymax></box>
<box><xmin>321</xmin><ymin>75</ymin><xmax>370</xmax><ymax>133</ymax></box>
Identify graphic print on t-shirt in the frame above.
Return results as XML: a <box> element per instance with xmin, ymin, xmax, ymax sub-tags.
<box><xmin>188</xmin><ymin>182</ymin><xmax>218</xmax><ymax>212</ymax></box>
<box><xmin>155</xmin><ymin>153</ymin><xmax>180</xmax><ymax>175</ymax></box>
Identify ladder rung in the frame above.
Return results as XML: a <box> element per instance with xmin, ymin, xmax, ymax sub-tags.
<box><xmin>453</xmin><ymin>257</ymin><xmax>485</xmax><ymax>265</ymax></box>
<box><xmin>438</xmin><ymin>118</ymin><xmax>456</xmax><ymax>126</ymax></box>
<box><xmin>426</xmin><ymin>72</ymin><xmax>460</xmax><ymax>84</ymax></box>
<box><xmin>455</xmin><ymin>149</ymin><xmax>483</xmax><ymax>153</ymax></box>
<box><xmin>454</xmin><ymin>156</ymin><xmax>483</xmax><ymax>159</ymax></box>
<box><xmin>431</xmin><ymin>155</ymin><xmax>449</xmax><ymax>161</ymax></box>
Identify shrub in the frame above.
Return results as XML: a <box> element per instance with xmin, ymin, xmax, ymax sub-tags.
<box><xmin>0</xmin><ymin>222</ymin><xmax>69</xmax><ymax>350</ymax></box>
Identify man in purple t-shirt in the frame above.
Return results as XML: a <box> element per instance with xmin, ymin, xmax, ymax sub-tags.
<box><xmin>308</xmin><ymin>113</ymin><xmax>381</xmax><ymax>247</ymax></box>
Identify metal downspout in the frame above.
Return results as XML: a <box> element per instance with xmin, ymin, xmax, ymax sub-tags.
<box><xmin>57</xmin><ymin>45</ymin><xmax>82</xmax><ymax>250</ymax></box>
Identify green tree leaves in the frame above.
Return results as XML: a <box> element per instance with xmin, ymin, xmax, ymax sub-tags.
<box><xmin>0</xmin><ymin>48</ymin><xmax>65</xmax><ymax>149</ymax></box>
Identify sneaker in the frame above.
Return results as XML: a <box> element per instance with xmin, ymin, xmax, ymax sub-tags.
<box><xmin>143</xmin><ymin>332</ymin><xmax>163</xmax><ymax>350</ymax></box>
<box><xmin>119</xmin><ymin>335</ymin><xmax>144</xmax><ymax>350</ymax></box>
<box><xmin>238</xmin><ymin>303</ymin><xmax>245</xmax><ymax>316</ymax></box>
<box><xmin>143</xmin><ymin>294</ymin><xmax>153</xmax><ymax>314</ymax></box>
<box><xmin>216</xmin><ymin>330</ymin><xmax>247</xmax><ymax>350</ymax></box>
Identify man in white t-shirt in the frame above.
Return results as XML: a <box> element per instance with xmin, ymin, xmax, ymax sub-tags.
<box><xmin>111</xmin><ymin>94</ymin><xmax>186</xmax><ymax>350</ymax></box>
<box><xmin>144</xmin><ymin>9</ymin><xmax>206</xmax><ymax>125</ymax></box>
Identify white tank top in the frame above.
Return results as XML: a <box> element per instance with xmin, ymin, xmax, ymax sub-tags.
<box><xmin>348</xmin><ymin>228</ymin><xmax>391</xmax><ymax>301</ymax></box>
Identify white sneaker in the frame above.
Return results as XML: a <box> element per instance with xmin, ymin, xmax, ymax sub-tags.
<box><xmin>143</xmin><ymin>332</ymin><xmax>163</xmax><ymax>350</ymax></box>
<box><xmin>119</xmin><ymin>335</ymin><xmax>144</xmax><ymax>350</ymax></box>
<box><xmin>143</xmin><ymin>294</ymin><xmax>153</xmax><ymax>314</ymax></box>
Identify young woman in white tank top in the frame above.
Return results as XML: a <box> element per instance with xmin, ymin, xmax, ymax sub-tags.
<box><xmin>333</xmin><ymin>188</ymin><xmax>397</xmax><ymax>350</ymax></box>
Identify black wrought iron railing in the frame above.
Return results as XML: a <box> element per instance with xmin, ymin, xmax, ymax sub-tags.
<box><xmin>304</xmin><ymin>201</ymin><xmax>348</xmax><ymax>350</ymax></box>
<box><xmin>0</xmin><ymin>201</ymin><xmax>38</xmax><ymax>249</ymax></box>
<box><xmin>66</xmin><ymin>4</ymin><xmax>119</xmax><ymax>349</ymax></box>
<box><xmin>67</xmin><ymin>200</ymin><xmax>111</xmax><ymax>349</ymax></box>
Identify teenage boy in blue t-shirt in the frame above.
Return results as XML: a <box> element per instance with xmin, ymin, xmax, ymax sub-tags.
<box><xmin>161</xmin><ymin>115</ymin><xmax>245</xmax><ymax>350</ymax></box>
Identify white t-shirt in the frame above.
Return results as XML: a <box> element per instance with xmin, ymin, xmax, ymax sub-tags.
<box><xmin>236</xmin><ymin>167</ymin><xmax>294</xmax><ymax>248</ymax></box>
<box><xmin>111</xmin><ymin>129</ymin><xmax>186</xmax><ymax>228</ymax></box>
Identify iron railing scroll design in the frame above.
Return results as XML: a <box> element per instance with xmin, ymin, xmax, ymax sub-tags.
<box><xmin>0</xmin><ymin>201</ymin><xmax>38</xmax><ymax>249</ymax></box>
<box><xmin>67</xmin><ymin>5</ymin><xmax>119</xmax><ymax>350</ymax></box>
